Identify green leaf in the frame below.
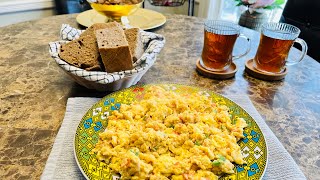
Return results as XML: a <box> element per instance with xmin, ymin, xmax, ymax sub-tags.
<box><xmin>212</xmin><ymin>160</ymin><xmax>221</xmax><ymax>166</ymax></box>
<box><xmin>130</xmin><ymin>149</ymin><xmax>139</xmax><ymax>156</ymax></box>
<box><xmin>218</xmin><ymin>155</ymin><xmax>226</xmax><ymax>161</ymax></box>
<box><xmin>274</xmin><ymin>0</ymin><xmax>285</xmax><ymax>5</ymax></box>
<box><xmin>194</xmin><ymin>141</ymin><xmax>201</xmax><ymax>146</ymax></box>
<box><xmin>263</xmin><ymin>0</ymin><xmax>285</xmax><ymax>9</ymax></box>
<box><xmin>212</xmin><ymin>155</ymin><xmax>226</xmax><ymax>166</ymax></box>
<box><xmin>236</xmin><ymin>2</ymin><xmax>243</xmax><ymax>6</ymax></box>
<box><xmin>263</xmin><ymin>5</ymin><xmax>274</xmax><ymax>9</ymax></box>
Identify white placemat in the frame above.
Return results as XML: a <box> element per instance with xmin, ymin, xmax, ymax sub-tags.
<box><xmin>41</xmin><ymin>96</ymin><xmax>306</xmax><ymax>180</ymax></box>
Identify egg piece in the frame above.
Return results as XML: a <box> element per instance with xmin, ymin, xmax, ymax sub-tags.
<box><xmin>93</xmin><ymin>86</ymin><xmax>247</xmax><ymax>179</ymax></box>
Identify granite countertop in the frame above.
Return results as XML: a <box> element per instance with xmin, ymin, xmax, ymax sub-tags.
<box><xmin>0</xmin><ymin>14</ymin><xmax>319</xmax><ymax>180</ymax></box>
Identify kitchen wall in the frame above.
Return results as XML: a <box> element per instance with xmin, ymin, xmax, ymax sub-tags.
<box><xmin>0</xmin><ymin>0</ymin><xmax>55</xmax><ymax>27</ymax></box>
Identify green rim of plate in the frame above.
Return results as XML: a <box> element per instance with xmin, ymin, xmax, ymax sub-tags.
<box><xmin>74</xmin><ymin>84</ymin><xmax>267</xmax><ymax>180</ymax></box>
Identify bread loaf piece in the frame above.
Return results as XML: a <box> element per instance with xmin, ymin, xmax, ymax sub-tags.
<box><xmin>95</xmin><ymin>23</ymin><xmax>133</xmax><ymax>73</ymax></box>
<box><xmin>124</xmin><ymin>28</ymin><xmax>144</xmax><ymax>63</ymax></box>
<box><xmin>80</xmin><ymin>23</ymin><xmax>121</xmax><ymax>39</ymax></box>
<box><xmin>59</xmin><ymin>35</ymin><xmax>101</xmax><ymax>71</ymax></box>
<box><xmin>58</xmin><ymin>23</ymin><xmax>115</xmax><ymax>71</ymax></box>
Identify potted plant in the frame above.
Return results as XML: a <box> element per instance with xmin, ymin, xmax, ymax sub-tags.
<box><xmin>236</xmin><ymin>0</ymin><xmax>285</xmax><ymax>30</ymax></box>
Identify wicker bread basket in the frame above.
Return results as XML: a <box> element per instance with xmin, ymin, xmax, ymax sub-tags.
<box><xmin>49</xmin><ymin>24</ymin><xmax>165</xmax><ymax>91</ymax></box>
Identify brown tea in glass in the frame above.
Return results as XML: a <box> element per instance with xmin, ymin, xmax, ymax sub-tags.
<box><xmin>201</xmin><ymin>32</ymin><xmax>237</xmax><ymax>70</ymax></box>
<box><xmin>253</xmin><ymin>23</ymin><xmax>308</xmax><ymax>74</ymax></box>
<box><xmin>200</xmin><ymin>20</ymin><xmax>250</xmax><ymax>72</ymax></box>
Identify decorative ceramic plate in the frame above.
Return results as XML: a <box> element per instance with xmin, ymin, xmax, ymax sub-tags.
<box><xmin>74</xmin><ymin>84</ymin><xmax>267</xmax><ymax>180</ymax></box>
<box><xmin>76</xmin><ymin>9</ymin><xmax>166</xmax><ymax>30</ymax></box>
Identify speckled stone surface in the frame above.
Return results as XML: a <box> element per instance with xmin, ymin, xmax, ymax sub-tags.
<box><xmin>0</xmin><ymin>14</ymin><xmax>319</xmax><ymax>180</ymax></box>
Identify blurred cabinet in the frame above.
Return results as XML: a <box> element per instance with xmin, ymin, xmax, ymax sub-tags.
<box><xmin>54</xmin><ymin>0</ymin><xmax>91</xmax><ymax>14</ymax></box>
<box><xmin>281</xmin><ymin>0</ymin><xmax>320</xmax><ymax>61</ymax></box>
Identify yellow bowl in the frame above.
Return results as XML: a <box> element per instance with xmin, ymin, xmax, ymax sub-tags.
<box><xmin>89</xmin><ymin>0</ymin><xmax>144</xmax><ymax>21</ymax></box>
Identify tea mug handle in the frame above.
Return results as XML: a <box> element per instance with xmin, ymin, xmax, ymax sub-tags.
<box><xmin>286</xmin><ymin>38</ymin><xmax>308</xmax><ymax>66</ymax></box>
<box><xmin>233</xmin><ymin>34</ymin><xmax>251</xmax><ymax>60</ymax></box>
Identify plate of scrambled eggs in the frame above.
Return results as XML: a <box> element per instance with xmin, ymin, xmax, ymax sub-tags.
<box><xmin>74</xmin><ymin>84</ymin><xmax>267</xmax><ymax>180</ymax></box>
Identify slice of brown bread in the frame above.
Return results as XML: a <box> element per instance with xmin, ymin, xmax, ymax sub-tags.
<box><xmin>80</xmin><ymin>23</ymin><xmax>120</xmax><ymax>39</ymax></box>
<box><xmin>95</xmin><ymin>23</ymin><xmax>133</xmax><ymax>73</ymax></box>
<box><xmin>59</xmin><ymin>35</ymin><xmax>101</xmax><ymax>71</ymax></box>
<box><xmin>124</xmin><ymin>28</ymin><xmax>144</xmax><ymax>63</ymax></box>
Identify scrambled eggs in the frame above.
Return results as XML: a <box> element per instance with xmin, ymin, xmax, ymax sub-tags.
<box><xmin>93</xmin><ymin>86</ymin><xmax>247</xmax><ymax>180</ymax></box>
